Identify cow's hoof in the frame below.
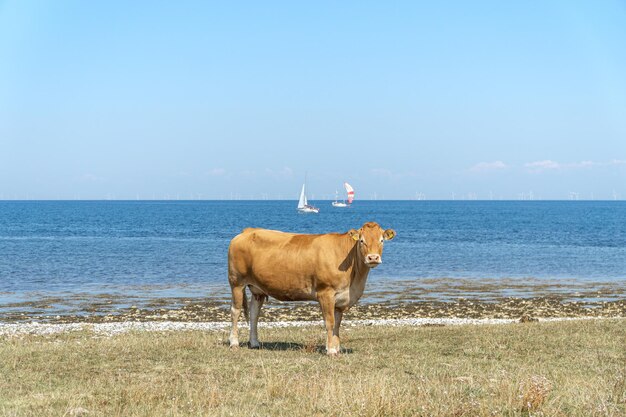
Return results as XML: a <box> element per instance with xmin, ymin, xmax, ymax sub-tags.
<box><xmin>229</xmin><ymin>342</ymin><xmax>239</xmax><ymax>349</ymax></box>
<box><xmin>249</xmin><ymin>342</ymin><xmax>260</xmax><ymax>349</ymax></box>
<box><xmin>326</xmin><ymin>347</ymin><xmax>339</xmax><ymax>356</ymax></box>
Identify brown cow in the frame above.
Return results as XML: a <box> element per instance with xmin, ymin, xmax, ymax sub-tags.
<box><xmin>227</xmin><ymin>221</ymin><xmax>396</xmax><ymax>355</ymax></box>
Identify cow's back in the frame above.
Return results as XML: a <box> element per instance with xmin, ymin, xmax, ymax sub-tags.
<box><xmin>228</xmin><ymin>228</ymin><xmax>348</xmax><ymax>301</ymax></box>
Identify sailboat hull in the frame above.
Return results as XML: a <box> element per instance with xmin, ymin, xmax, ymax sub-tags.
<box><xmin>298</xmin><ymin>206</ymin><xmax>320</xmax><ymax>213</ymax></box>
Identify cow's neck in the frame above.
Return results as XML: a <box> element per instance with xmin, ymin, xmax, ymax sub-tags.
<box><xmin>349</xmin><ymin>244</ymin><xmax>370</xmax><ymax>283</ymax></box>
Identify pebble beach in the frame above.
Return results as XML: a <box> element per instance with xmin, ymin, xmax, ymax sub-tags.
<box><xmin>2</xmin><ymin>316</ymin><xmax>613</xmax><ymax>338</ymax></box>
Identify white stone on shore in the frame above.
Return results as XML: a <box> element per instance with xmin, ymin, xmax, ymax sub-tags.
<box><xmin>0</xmin><ymin>316</ymin><xmax>603</xmax><ymax>337</ymax></box>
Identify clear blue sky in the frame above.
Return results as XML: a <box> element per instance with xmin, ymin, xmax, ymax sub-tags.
<box><xmin>1</xmin><ymin>1</ymin><xmax>625</xmax><ymax>200</ymax></box>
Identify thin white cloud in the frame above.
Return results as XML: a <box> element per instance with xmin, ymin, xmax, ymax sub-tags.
<box><xmin>470</xmin><ymin>161</ymin><xmax>508</xmax><ymax>172</ymax></box>
<box><xmin>525</xmin><ymin>159</ymin><xmax>625</xmax><ymax>172</ymax></box>
<box><xmin>208</xmin><ymin>168</ymin><xmax>226</xmax><ymax>176</ymax></box>
<box><xmin>525</xmin><ymin>160</ymin><xmax>561</xmax><ymax>172</ymax></box>
<box><xmin>569</xmin><ymin>160</ymin><xmax>595</xmax><ymax>169</ymax></box>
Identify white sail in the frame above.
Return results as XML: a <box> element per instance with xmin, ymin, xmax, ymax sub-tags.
<box><xmin>298</xmin><ymin>184</ymin><xmax>306</xmax><ymax>209</ymax></box>
<box><xmin>297</xmin><ymin>176</ymin><xmax>319</xmax><ymax>213</ymax></box>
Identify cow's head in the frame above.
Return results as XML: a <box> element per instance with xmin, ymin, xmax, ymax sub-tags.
<box><xmin>348</xmin><ymin>222</ymin><xmax>396</xmax><ymax>268</ymax></box>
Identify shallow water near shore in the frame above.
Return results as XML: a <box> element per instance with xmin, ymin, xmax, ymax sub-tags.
<box><xmin>1</xmin><ymin>200</ymin><xmax>625</xmax><ymax>320</ymax></box>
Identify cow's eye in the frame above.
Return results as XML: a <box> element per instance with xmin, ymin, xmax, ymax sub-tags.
<box><xmin>360</xmin><ymin>239</ymin><xmax>366</xmax><ymax>245</ymax></box>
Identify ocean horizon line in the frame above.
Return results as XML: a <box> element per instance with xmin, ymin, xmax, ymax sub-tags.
<box><xmin>0</xmin><ymin>199</ymin><xmax>624</xmax><ymax>203</ymax></box>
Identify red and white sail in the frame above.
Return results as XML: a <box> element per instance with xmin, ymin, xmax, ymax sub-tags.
<box><xmin>344</xmin><ymin>182</ymin><xmax>355</xmax><ymax>204</ymax></box>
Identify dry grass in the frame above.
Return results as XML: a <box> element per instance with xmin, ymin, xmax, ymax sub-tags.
<box><xmin>1</xmin><ymin>319</ymin><xmax>625</xmax><ymax>416</ymax></box>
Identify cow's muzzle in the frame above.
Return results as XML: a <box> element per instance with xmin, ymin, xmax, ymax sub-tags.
<box><xmin>365</xmin><ymin>254</ymin><xmax>382</xmax><ymax>267</ymax></box>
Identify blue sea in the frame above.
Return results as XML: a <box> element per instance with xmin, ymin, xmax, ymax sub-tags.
<box><xmin>1</xmin><ymin>201</ymin><xmax>625</xmax><ymax>312</ymax></box>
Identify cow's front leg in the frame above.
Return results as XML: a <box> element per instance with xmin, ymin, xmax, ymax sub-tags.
<box><xmin>333</xmin><ymin>308</ymin><xmax>344</xmax><ymax>351</ymax></box>
<box><xmin>318</xmin><ymin>292</ymin><xmax>340</xmax><ymax>355</ymax></box>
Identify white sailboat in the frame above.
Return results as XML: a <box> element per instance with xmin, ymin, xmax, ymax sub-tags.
<box><xmin>332</xmin><ymin>190</ymin><xmax>347</xmax><ymax>207</ymax></box>
<box><xmin>332</xmin><ymin>182</ymin><xmax>354</xmax><ymax>207</ymax></box>
<box><xmin>297</xmin><ymin>182</ymin><xmax>319</xmax><ymax>213</ymax></box>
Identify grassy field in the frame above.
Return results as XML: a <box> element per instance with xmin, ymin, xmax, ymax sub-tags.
<box><xmin>1</xmin><ymin>319</ymin><xmax>625</xmax><ymax>416</ymax></box>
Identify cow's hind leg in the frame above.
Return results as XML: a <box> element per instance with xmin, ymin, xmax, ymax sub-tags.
<box><xmin>229</xmin><ymin>285</ymin><xmax>246</xmax><ymax>349</ymax></box>
<box><xmin>318</xmin><ymin>292</ymin><xmax>340</xmax><ymax>355</ymax></box>
<box><xmin>248</xmin><ymin>290</ymin><xmax>266</xmax><ymax>349</ymax></box>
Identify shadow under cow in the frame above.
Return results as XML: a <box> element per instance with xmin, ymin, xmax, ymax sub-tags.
<box><xmin>226</xmin><ymin>341</ymin><xmax>353</xmax><ymax>354</ymax></box>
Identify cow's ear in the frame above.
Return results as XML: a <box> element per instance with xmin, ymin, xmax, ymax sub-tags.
<box><xmin>383</xmin><ymin>229</ymin><xmax>396</xmax><ymax>240</ymax></box>
<box><xmin>348</xmin><ymin>229</ymin><xmax>360</xmax><ymax>241</ymax></box>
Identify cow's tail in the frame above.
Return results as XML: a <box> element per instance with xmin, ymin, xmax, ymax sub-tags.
<box><xmin>242</xmin><ymin>286</ymin><xmax>249</xmax><ymax>322</ymax></box>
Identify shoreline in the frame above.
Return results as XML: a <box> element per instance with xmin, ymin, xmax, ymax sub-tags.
<box><xmin>1</xmin><ymin>295</ymin><xmax>625</xmax><ymax>325</ymax></box>
<box><xmin>2</xmin><ymin>277</ymin><xmax>625</xmax><ymax>324</ymax></box>
<box><xmin>1</xmin><ymin>294</ymin><xmax>625</xmax><ymax>336</ymax></box>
